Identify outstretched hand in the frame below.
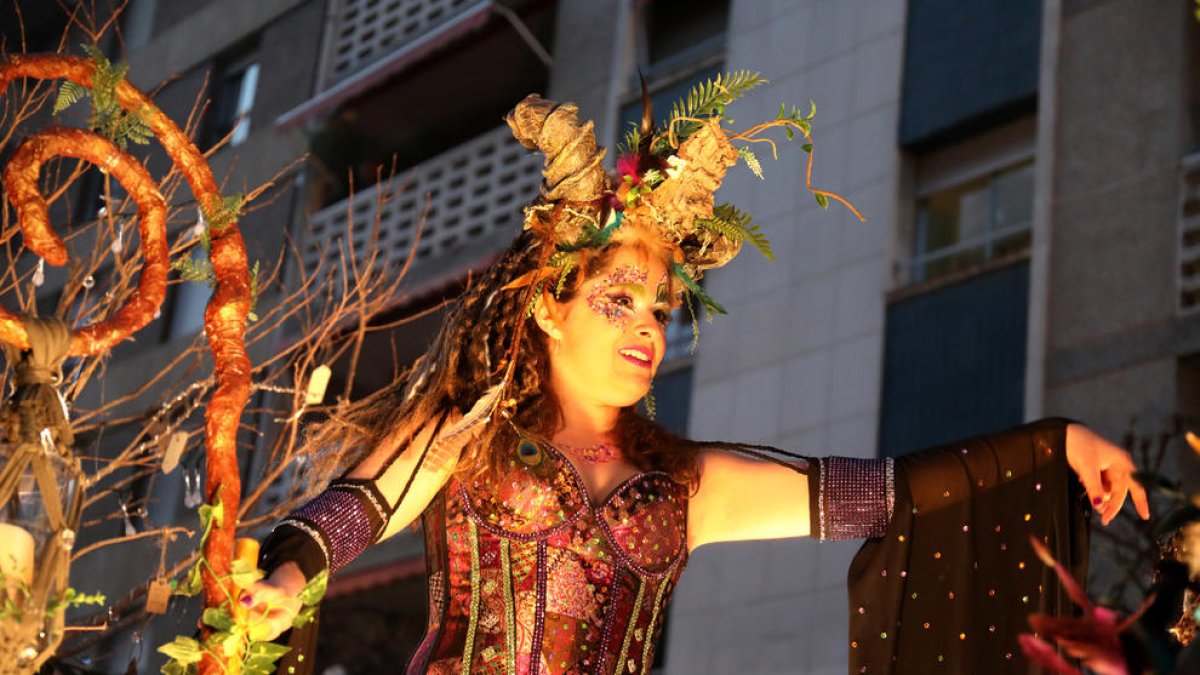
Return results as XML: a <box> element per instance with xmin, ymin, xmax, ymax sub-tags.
<box><xmin>1065</xmin><ymin>423</ymin><xmax>1150</xmax><ymax>525</ymax></box>
<box><xmin>240</xmin><ymin>561</ymin><xmax>306</xmax><ymax>642</ymax></box>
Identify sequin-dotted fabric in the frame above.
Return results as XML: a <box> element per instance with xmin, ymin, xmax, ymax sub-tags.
<box><xmin>407</xmin><ymin>443</ymin><xmax>687</xmax><ymax>675</ymax></box>
<box><xmin>281</xmin><ymin>481</ymin><xmax>387</xmax><ymax>572</ymax></box>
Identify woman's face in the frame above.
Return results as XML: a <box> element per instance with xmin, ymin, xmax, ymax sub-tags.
<box><xmin>539</xmin><ymin>245</ymin><xmax>673</xmax><ymax>410</ymax></box>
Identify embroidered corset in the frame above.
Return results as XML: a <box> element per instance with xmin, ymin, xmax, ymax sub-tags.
<box><xmin>407</xmin><ymin>444</ymin><xmax>688</xmax><ymax>675</ymax></box>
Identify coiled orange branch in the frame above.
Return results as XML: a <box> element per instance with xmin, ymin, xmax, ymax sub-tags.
<box><xmin>0</xmin><ymin>53</ymin><xmax>252</xmax><ymax>673</ymax></box>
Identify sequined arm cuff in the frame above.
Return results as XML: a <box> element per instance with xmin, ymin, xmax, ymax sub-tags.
<box><xmin>809</xmin><ymin>457</ymin><xmax>895</xmax><ymax>542</ymax></box>
<box><xmin>260</xmin><ymin>478</ymin><xmax>391</xmax><ymax>579</ymax></box>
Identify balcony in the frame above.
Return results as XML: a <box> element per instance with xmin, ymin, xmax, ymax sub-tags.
<box><xmin>319</xmin><ymin>0</ymin><xmax>491</xmax><ymax>91</ymax></box>
<box><xmin>303</xmin><ymin>123</ymin><xmax>542</xmax><ymax>286</ymax></box>
<box><xmin>1180</xmin><ymin>152</ymin><xmax>1200</xmax><ymax>312</ymax></box>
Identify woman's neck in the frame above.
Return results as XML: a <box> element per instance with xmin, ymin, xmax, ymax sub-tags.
<box><xmin>553</xmin><ymin>395</ymin><xmax>619</xmax><ymax>444</ymax></box>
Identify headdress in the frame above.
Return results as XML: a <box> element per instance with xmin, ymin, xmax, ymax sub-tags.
<box><xmin>503</xmin><ymin>72</ymin><xmax>863</xmax><ymax>318</ymax></box>
<box><xmin>446</xmin><ymin>73</ymin><xmax>864</xmax><ymax>434</ymax></box>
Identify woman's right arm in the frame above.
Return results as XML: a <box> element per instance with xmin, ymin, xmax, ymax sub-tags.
<box><xmin>246</xmin><ymin>409</ymin><xmax>469</xmax><ymax>638</ymax></box>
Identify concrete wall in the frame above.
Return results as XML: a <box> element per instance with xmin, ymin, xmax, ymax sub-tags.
<box><xmin>1043</xmin><ymin>0</ymin><xmax>1189</xmax><ymax>436</ymax></box>
<box><xmin>664</xmin><ymin>2</ymin><xmax>905</xmax><ymax>673</ymax></box>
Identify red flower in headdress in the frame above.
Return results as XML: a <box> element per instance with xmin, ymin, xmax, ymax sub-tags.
<box><xmin>617</xmin><ymin>153</ymin><xmax>642</xmax><ymax>184</ymax></box>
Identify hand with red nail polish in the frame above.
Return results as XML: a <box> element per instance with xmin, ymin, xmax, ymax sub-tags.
<box><xmin>1065</xmin><ymin>423</ymin><xmax>1151</xmax><ymax>526</ymax></box>
<box><xmin>241</xmin><ymin>562</ymin><xmax>306</xmax><ymax>642</ymax></box>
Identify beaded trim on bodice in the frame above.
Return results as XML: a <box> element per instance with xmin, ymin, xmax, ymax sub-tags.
<box><xmin>408</xmin><ymin>443</ymin><xmax>688</xmax><ymax>675</ymax></box>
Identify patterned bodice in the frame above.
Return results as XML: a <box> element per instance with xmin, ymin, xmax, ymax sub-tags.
<box><xmin>406</xmin><ymin>443</ymin><xmax>688</xmax><ymax>675</ymax></box>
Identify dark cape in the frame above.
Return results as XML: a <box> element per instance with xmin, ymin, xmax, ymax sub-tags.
<box><xmin>845</xmin><ymin>418</ymin><xmax>1090</xmax><ymax>674</ymax></box>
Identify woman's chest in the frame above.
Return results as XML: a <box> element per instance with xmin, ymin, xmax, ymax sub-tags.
<box><xmin>450</xmin><ymin>448</ymin><xmax>688</xmax><ymax>576</ymax></box>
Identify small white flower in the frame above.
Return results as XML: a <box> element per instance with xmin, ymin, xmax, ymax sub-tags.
<box><xmin>665</xmin><ymin>155</ymin><xmax>688</xmax><ymax>180</ymax></box>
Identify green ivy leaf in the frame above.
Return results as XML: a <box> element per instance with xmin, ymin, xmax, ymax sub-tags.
<box><xmin>160</xmin><ymin>659</ymin><xmax>193</xmax><ymax>675</ymax></box>
<box><xmin>198</xmin><ymin>495</ymin><xmax>224</xmax><ymax>531</ymax></box>
<box><xmin>230</xmin><ymin>558</ymin><xmax>265</xmax><ymax>589</ymax></box>
<box><xmin>202</xmin><ymin>606</ymin><xmax>236</xmax><ymax>631</ymax></box>
<box><xmin>158</xmin><ymin>636</ymin><xmax>203</xmax><ymax>666</ymax></box>
<box><xmin>298</xmin><ymin>569</ymin><xmax>328</xmax><ymax>606</ymax></box>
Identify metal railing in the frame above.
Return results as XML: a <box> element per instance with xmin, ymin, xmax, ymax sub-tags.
<box><xmin>303</xmin><ymin>123</ymin><xmax>542</xmax><ymax>281</ymax></box>
<box><xmin>320</xmin><ymin>0</ymin><xmax>489</xmax><ymax>90</ymax></box>
<box><xmin>1179</xmin><ymin>152</ymin><xmax>1200</xmax><ymax>312</ymax></box>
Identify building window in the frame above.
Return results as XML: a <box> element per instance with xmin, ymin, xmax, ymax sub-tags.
<box><xmin>910</xmin><ymin>160</ymin><xmax>1033</xmax><ymax>283</ymax></box>
<box><xmin>204</xmin><ymin>44</ymin><xmax>260</xmax><ymax>149</ymax></box>
<box><xmin>616</xmin><ymin>0</ymin><xmax>728</xmax><ymax>148</ymax></box>
<box><xmin>900</xmin><ymin>0</ymin><xmax>1041</xmax><ymax>150</ymax></box>
<box><xmin>879</xmin><ymin>260</ymin><xmax>1030</xmax><ymax>458</ymax></box>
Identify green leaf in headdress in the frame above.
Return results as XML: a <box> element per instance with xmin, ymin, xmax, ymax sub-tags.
<box><xmin>672</xmin><ymin>262</ymin><xmax>726</xmax><ymax>316</ymax></box>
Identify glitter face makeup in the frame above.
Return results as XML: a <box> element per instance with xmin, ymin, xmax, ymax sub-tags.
<box><xmin>586</xmin><ymin>264</ymin><xmax>649</xmax><ymax>328</ymax></box>
<box><xmin>655</xmin><ymin>273</ymin><xmax>670</xmax><ymax>306</ymax></box>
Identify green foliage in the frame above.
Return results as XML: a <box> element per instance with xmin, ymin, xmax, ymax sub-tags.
<box><xmin>696</xmin><ymin>204</ymin><xmax>774</xmax><ymax>261</ymax></box>
<box><xmin>683</xmin><ymin>290</ymin><xmax>701</xmax><ymax>354</ymax></box>
<box><xmin>640</xmin><ymin>386</ymin><xmax>656</xmax><ymax>420</ymax></box>
<box><xmin>171</xmin><ymin>254</ymin><xmax>215</xmax><ymax>286</ymax></box>
<box><xmin>159</xmin><ymin>636</ymin><xmax>203</xmax><ymax>670</ymax></box>
<box><xmin>524</xmin><ymin>276</ymin><xmax>550</xmax><ymax>318</ymax></box>
<box><xmin>161</xmin><ymin>504</ymin><xmax>323</xmax><ymax>675</ymax></box>
<box><xmin>737</xmin><ymin>147</ymin><xmax>764</xmax><ymax>180</ymax></box>
<box><xmin>660</xmin><ymin>71</ymin><xmax>767</xmax><ymax>150</ymax></box>
<box><xmin>55</xmin><ymin>44</ymin><xmax>153</xmax><ymax>148</ymax></box>
<box><xmin>672</xmin><ymin>262</ymin><xmax>726</xmax><ymax>316</ymax></box>
<box><xmin>171</xmin><ymin>229</ymin><xmax>262</xmax><ymax>323</ymax></box>
<box><xmin>53</xmin><ymin>81</ymin><xmax>87</xmax><ymax>114</ymax></box>
<box><xmin>0</xmin><ymin>579</ymin><xmax>105</xmax><ymax>621</ymax></box>
<box><xmin>814</xmin><ymin>193</ymin><xmax>829</xmax><ymax>209</ymax></box>
<box><xmin>202</xmin><ymin>193</ymin><xmax>246</xmax><ymax>234</ymax></box>
<box><xmin>247</xmin><ymin>260</ymin><xmax>261</xmax><ymax>323</ymax></box>
<box><xmin>619</xmin><ymin>124</ymin><xmax>642</xmax><ymax>158</ymax></box>
<box><xmin>553</xmin><ymin>256</ymin><xmax>575</xmax><ymax>298</ymax></box>
<box><xmin>297</xmin><ymin>569</ymin><xmax>328</xmax><ymax>607</ymax></box>
<box><xmin>558</xmin><ymin>216</ymin><xmax>621</xmax><ymax>254</ymax></box>
<box><xmin>776</xmin><ymin>101</ymin><xmax>816</xmax><ymax>141</ymax></box>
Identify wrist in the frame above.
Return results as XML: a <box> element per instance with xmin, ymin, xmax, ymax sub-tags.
<box><xmin>267</xmin><ymin>561</ymin><xmax>307</xmax><ymax>596</ymax></box>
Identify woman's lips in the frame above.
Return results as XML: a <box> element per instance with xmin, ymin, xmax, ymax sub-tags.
<box><xmin>618</xmin><ymin>347</ymin><xmax>653</xmax><ymax>369</ymax></box>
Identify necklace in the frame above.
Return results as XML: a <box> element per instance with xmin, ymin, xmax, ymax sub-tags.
<box><xmin>556</xmin><ymin>440</ymin><xmax>621</xmax><ymax>464</ymax></box>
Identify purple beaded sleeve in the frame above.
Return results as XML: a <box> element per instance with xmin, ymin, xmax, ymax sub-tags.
<box><xmin>814</xmin><ymin>457</ymin><xmax>894</xmax><ymax>542</ymax></box>
<box><xmin>266</xmin><ymin>479</ymin><xmax>391</xmax><ymax>576</ymax></box>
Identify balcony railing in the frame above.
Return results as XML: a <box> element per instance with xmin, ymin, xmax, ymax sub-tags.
<box><xmin>1179</xmin><ymin>152</ymin><xmax>1200</xmax><ymax>312</ymax></box>
<box><xmin>303</xmin><ymin>124</ymin><xmax>542</xmax><ymax>282</ymax></box>
<box><xmin>319</xmin><ymin>0</ymin><xmax>489</xmax><ymax>90</ymax></box>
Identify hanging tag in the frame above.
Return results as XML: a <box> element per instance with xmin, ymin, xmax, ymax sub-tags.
<box><xmin>305</xmin><ymin>364</ymin><xmax>331</xmax><ymax>405</ymax></box>
<box><xmin>160</xmin><ymin>432</ymin><xmax>188</xmax><ymax>474</ymax></box>
<box><xmin>32</xmin><ymin>258</ymin><xmax>45</xmax><ymax>287</ymax></box>
<box><xmin>145</xmin><ymin>579</ymin><xmax>171</xmax><ymax>614</ymax></box>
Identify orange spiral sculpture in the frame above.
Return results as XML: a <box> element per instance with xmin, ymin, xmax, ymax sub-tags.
<box><xmin>0</xmin><ymin>54</ymin><xmax>252</xmax><ymax>673</ymax></box>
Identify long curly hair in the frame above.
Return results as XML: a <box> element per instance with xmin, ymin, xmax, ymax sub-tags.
<box><xmin>304</xmin><ymin>228</ymin><xmax>701</xmax><ymax>490</ymax></box>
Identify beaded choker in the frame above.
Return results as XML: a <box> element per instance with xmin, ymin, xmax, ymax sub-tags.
<box><xmin>557</xmin><ymin>440</ymin><xmax>621</xmax><ymax>464</ymax></box>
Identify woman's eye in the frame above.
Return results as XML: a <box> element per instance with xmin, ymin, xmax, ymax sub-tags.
<box><xmin>654</xmin><ymin>309</ymin><xmax>671</xmax><ymax>325</ymax></box>
<box><xmin>610</xmin><ymin>294</ymin><xmax>634</xmax><ymax>308</ymax></box>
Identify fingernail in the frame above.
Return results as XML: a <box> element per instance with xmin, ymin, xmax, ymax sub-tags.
<box><xmin>240</xmin><ymin>594</ymin><xmax>253</xmax><ymax>607</ymax></box>
<box><xmin>1092</xmin><ymin>496</ymin><xmax>1103</xmax><ymax>506</ymax></box>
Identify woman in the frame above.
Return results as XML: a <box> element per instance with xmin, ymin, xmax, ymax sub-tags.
<box><xmin>247</xmin><ymin>89</ymin><xmax>1149</xmax><ymax>674</ymax></box>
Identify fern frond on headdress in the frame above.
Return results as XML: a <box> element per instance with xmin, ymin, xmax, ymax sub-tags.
<box><xmin>695</xmin><ymin>204</ymin><xmax>774</xmax><ymax>262</ymax></box>
<box><xmin>660</xmin><ymin>71</ymin><xmax>767</xmax><ymax>150</ymax></box>
<box><xmin>671</xmin><ymin>262</ymin><xmax>726</xmax><ymax>316</ymax></box>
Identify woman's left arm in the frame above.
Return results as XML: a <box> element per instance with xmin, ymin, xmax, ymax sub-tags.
<box><xmin>687</xmin><ymin>422</ymin><xmax>1151</xmax><ymax>552</ymax></box>
<box><xmin>687</xmin><ymin>450</ymin><xmax>812</xmax><ymax>552</ymax></box>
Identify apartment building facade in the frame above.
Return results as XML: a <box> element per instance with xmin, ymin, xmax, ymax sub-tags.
<box><xmin>9</xmin><ymin>0</ymin><xmax>1197</xmax><ymax>672</ymax></box>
